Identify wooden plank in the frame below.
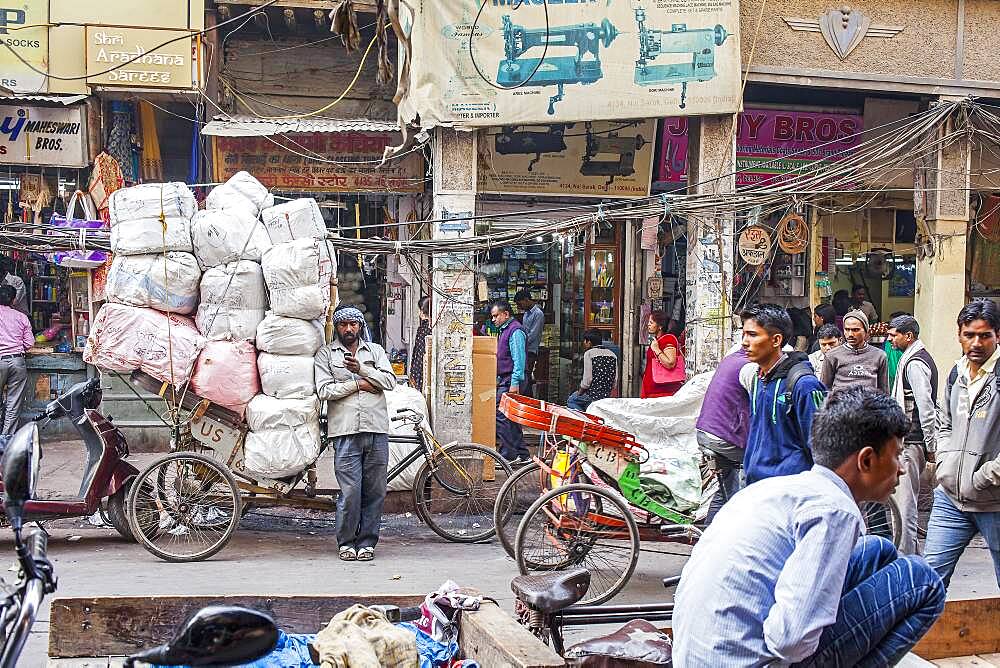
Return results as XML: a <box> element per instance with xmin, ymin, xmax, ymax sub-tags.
<box><xmin>458</xmin><ymin>603</ymin><xmax>563</xmax><ymax>668</ymax></box>
<box><xmin>49</xmin><ymin>594</ymin><xmax>423</xmax><ymax>659</ymax></box>
<box><xmin>975</xmin><ymin>655</ymin><xmax>1000</xmax><ymax>667</ymax></box>
<box><xmin>913</xmin><ymin>598</ymin><xmax>1000</xmax><ymax>660</ymax></box>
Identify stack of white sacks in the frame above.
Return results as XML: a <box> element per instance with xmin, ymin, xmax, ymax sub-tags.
<box><xmin>84</xmin><ymin>172</ymin><xmax>335</xmax><ymax>481</ymax></box>
<box><xmin>246</xmin><ymin>195</ymin><xmax>335</xmax><ymax>479</ymax></box>
<box><xmin>85</xmin><ymin>183</ymin><xmax>207</xmax><ymax>388</ymax></box>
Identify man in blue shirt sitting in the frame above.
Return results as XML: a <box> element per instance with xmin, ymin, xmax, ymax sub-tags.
<box><xmin>673</xmin><ymin>387</ymin><xmax>945</xmax><ymax>666</ymax></box>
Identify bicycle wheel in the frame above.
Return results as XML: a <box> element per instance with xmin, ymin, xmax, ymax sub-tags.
<box><xmin>414</xmin><ymin>443</ymin><xmax>512</xmax><ymax>543</ymax></box>
<box><xmin>515</xmin><ymin>483</ymin><xmax>639</xmax><ymax>605</ymax></box>
<box><xmin>862</xmin><ymin>498</ymin><xmax>902</xmax><ymax>548</ymax></box>
<box><xmin>127</xmin><ymin>452</ymin><xmax>242</xmax><ymax>562</ymax></box>
<box><xmin>494</xmin><ymin>461</ymin><xmax>543</xmax><ymax>559</ymax></box>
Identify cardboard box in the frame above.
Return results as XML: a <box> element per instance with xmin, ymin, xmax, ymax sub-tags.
<box><xmin>472</xmin><ymin>336</ymin><xmax>497</xmax><ymax>450</ymax></box>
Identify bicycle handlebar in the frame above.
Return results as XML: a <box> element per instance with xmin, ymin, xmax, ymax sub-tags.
<box><xmin>26</xmin><ymin>529</ymin><xmax>47</xmax><ymax>562</ymax></box>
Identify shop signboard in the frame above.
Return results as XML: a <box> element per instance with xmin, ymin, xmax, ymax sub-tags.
<box><xmin>0</xmin><ymin>103</ymin><xmax>88</xmax><ymax>168</ymax></box>
<box><xmin>656</xmin><ymin>109</ymin><xmax>864</xmax><ymax>187</ymax></box>
<box><xmin>212</xmin><ymin>133</ymin><xmax>425</xmax><ymax>194</ymax></box>
<box><xmin>737</xmin><ymin>226</ymin><xmax>771</xmax><ymax>266</ymax></box>
<box><xmin>397</xmin><ymin>1</ymin><xmax>741</xmax><ymax>128</ymax></box>
<box><xmin>85</xmin><ymin>26</ymin><xmax>196</xmax><ymax>88</ymax></box>
<box><xmin>0</xmin><ymin>0</ymin><xmax>49</xmax><ymax>93</ymax></box>
<box><xmin>478</xmin><ymin>119</ymin><xmax>655</xmax><ymax>198</ymax></box>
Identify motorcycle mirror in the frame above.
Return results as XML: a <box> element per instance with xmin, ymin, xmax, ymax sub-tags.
<box><xmin>2</xmin><ymin>424</ymin><xmax>41</xmax><ymax>530</ymax></box>
<box><xmin>124</xmin><ymin>606</ymin><xmax>278</xmax><ymax>667</ymax></box>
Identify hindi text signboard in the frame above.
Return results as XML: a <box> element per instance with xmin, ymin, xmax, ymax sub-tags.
<box><xmin>212</xmin><ymin>133</ymin><xmax>425</xmax><ymax>193</ymax></box>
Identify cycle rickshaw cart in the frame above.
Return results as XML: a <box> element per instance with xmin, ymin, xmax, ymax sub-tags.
<box><xmin>495</xmin><ymin>392</ymin><xmax>905</xmax><ymax>605</ymax></box>
<box><xmin>494</xmin><ymin>393</ymin><xmax>706</xmax><ymax>605</ymax></box>
<box><xmin>123</xmin><ymin>371</ymin><xmax>512</xmax><ymax>562</ymax></box>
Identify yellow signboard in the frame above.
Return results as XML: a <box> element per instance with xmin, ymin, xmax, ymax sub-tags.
<box><xmin>0</xmin><ymin>0</ymin><xmax>49</xmax><ymax>93</ymax></box>
<box><xmin>85</xmin><ymin>26</ymin><xmax>195</xmax><ymax>88</ymax></box>
<box><xmin>477</xmin><ymin>119</ymin><xmax>655</xmax><ymax>198</ymax></box>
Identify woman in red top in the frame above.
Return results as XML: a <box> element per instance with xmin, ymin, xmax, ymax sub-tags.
<box><xmin>641</xmin><ymin>310</ymin><xmax>683</xmax><ymax>398</ymax></box>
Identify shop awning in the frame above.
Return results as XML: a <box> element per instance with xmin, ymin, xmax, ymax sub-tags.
<box><xmin>200</xmin><ymin>114</ymin><xmax>399</xmax><ymax>137</ymax></box>
<box><xmin>0</xmin><ymin>94</ymin><xmax>88</xmax><ymax>106</ymax></box>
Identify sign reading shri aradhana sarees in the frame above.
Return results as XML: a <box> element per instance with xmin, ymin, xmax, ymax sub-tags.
<box><xmin>212</xmin><ymin>133</ymin><xmax>426</xmax><ymax>193</ymax></box>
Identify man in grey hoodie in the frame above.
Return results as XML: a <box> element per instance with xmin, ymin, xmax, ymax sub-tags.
<box><xmin>820</xmin><ymin>309</ymin><xmax>889</xmax><ymax>393</ymax></box>
<box><xmin>925</xmin><ymin>300</ymin><xmax>1000</xmax><ymax>588</ymax></box>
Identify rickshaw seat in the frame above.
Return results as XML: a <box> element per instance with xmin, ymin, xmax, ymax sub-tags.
<box><xmin>510</xmin><ymin>570</ymin><xmax>590</xmax><ymax>614</ymax></box>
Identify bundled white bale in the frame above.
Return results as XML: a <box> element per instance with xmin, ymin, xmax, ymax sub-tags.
<box><xmin>246</xmin><ymin>394</ymin><xmax>319</xmax><ymax>432</ymax></box>
<box><xmin>257</xmin><ymin>352</ymin><xmax>315</xmax><ymax>399</ymax></box>
<box><xmin>260</xmin><ymin>198</ymin><xmax>325</xmax><ymax>243</ymax></box>
<box><xmin>108</xmin><ymin>183</ymin><xmax>195</xmax><ymax>255</ymax></box>
<box><xmin>261</xmin><ymin>238</ymin><xmax>329</xmax><ymax>319</ymax></box>
<box><xmin>109</xmin><ymin>182</ymin><xmax>197</xmax><ymax>221</ymax></box>
<box><xmin>243</xmin><ymin>394</ymin><xmax>321</xmax><ymax>478</ymax></box>
<box><xmin>105</xmin><ymin>252</ymin><xmax>201</xmax><ymax>315</ymax></box>
<box><xmin>83</xmin><ymin>303</ymin><xmax>204</xmax><ymax>387</ymax></box>
<box><xmin>260</xmin><ymin>198</ymin><xmax>336</xmax><ymax>280</ymax></box>
<box><xmin>206</xmin><ymin>171</ymin><xmax>273</xmax><ymax>220</ymax></box>
<box><xmin>190</xmin><ymin>209</ymin><xmax>271</xmax><ymax>269</ymax></box>
<box><xmin>196</xmin><ymin>261</ymin><xmax>267</xmax><ymax>341</ymax></box>
<box><xmin>255</xmin><ymin>313</ymin><xmax>325</xmax><ymax>356</ymax></box>
<box><xmin>190</xmin><ymin>340</ymin><xmax>260</xmax><ymax>416</ymax></box>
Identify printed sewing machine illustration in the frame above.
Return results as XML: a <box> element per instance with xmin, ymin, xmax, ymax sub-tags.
<box><xmin>580</xmin><ymin>122</ymin><xmax>646</xmax><ymax>186</ymax></box>
<box><xmin>632</xmin><ymin>7</ymin><xmax>730</xmax><ymax>109</ymax></box>
<box><xmin>496</xmin><ymin>15</ymin><xmax>619</xmax><ymax>115</ymax></box>
<box><xmin>494</xmin><ymin>122</ymin><xmax>646</xmax><ymax>187</ymax></box>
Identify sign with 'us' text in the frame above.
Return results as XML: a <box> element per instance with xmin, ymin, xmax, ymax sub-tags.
<box><xmin>397</xmin><ymin>0</ymin><xmax>742</xmax><ymax>128</ymax></box>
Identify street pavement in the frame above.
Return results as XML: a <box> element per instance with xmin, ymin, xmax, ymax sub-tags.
<box><xmin>14</xmin><ymin>441</ymin><xmax>1000</xmax><ymax>665</ymax></box>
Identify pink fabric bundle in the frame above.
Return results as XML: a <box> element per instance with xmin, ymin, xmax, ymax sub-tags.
<box><xmin>83</xmin><ymin>303</ymin><xmax>205</xmax><ymax>388</ymax></box>
<box><xmin>190</xmin><ymin>340</ymin><xmax>261</xmax><ymax>415</ymax></box>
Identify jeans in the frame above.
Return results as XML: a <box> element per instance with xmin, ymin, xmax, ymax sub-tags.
<box><xmin>796</xmin><ymin>536</ymin><xmax>945</xmax><ymax>667</ymax></box>
<box><xmin>890</xmin><ymin>440</ymin><xmax>926</xmax><ymax>555</ymax></box>
<box><xmin>0</xmin><ymin>356</ymin><xmax>27</xmax><ymax>436</ymax></box>
<box><xmin>333</xmin><ymin>432</ymin><xmax>389</xmax><ymax>550</ymax></box>
<box><xmin>567</xmin><ymin>391</ymin><xmax>593</xmax><ymax>412</ymax></box>
<box><xmin>496</xmin><ymin>378</ymin><xmax>527</xmax><ymax>461</ymax></box>
<box><xmin>924</xmin><ymin>487</ymin><xmax>1000</xmax><ymax>588</ymax></box>
<box><xmin>696</xmin><ymin>431</ymin><xmax>744</xmax><ymax>526</ymax></box>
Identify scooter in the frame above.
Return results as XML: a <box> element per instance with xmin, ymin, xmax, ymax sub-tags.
<box><xmin>0</xmin><ymin>414</ymin><xmax>59</xmax><ymax>666</ymax></box>
<box><xmin>0</xmin><ymin>376</ymin><xmax>139</xmax><ymax>539</ymax></box>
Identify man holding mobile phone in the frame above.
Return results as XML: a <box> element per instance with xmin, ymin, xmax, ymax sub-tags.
<box><xmin>315</xmin><ymin>305</ymin><xmax>397</xmax><ymax>562</ymax></box>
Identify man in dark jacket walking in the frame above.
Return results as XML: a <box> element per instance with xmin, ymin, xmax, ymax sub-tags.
<box><xmin>925</xmin><ymin>300</ymin><xmax>1000</xmax><ymax>588</ymax></box>
<box><xmin>696</xmin><ymin>347</ymin><xmax>750</xmax><ymax>524</ymax></box>
<box><xmin>738</xmin><ymin>304</ymin><xmax>827</xmax><ymax>485</ymax></box>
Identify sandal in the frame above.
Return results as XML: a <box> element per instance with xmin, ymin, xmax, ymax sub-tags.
<box><xmin>339</xmin><ymin>546</ymin><xmax>357</xmax><ymax>561</ymax></box>
<box><xmin>357</xmin><ymin>547</ymin><xmax>374</xmax><ymax>561</ymax></box>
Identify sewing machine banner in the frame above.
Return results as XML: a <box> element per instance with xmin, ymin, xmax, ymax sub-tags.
<box><xmin>477</xmin><ymin>119</ymin><xmax>655</xmax><ymax>197</ymax></box>
<box><xmin>397</xmin><ymin>1</ymin><xmax>742</xmax><ymax>128</ymax></box>
<box><xmin>656</xmin><ymin>109</ymin><xmax>865</xmax><ymax>186</ymax></box>
<box><xmin>211</xmin><ymin>133</ymin><xmax>425</xmax><ymax>193</ymax></box>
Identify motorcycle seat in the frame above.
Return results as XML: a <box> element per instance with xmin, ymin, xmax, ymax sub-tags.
<box><xmin>564</xmin><ymin>618</ymin><xmax>672</xmax><ymax>667</ymax></box>
<box><xmin>510</xmin><ymin>569</ymin><xmax>590</xmax><ymax>614</ymax></box>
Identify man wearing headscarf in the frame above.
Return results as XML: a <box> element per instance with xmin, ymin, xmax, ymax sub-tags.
<box><xmin>315</xmin><ymin>304</ymin><xmax>397</xmax><ymax>562</ymax></box>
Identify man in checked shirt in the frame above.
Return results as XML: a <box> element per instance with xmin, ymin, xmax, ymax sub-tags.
<box><xmin>673</xmin><ymin>388</ymin><xmax>945</xmax><ymax>667</ymax></box>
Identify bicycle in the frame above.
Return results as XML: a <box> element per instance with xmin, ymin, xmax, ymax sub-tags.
<box><xmin>126</xmin><ymin>370</ymin><xmax>512</xmax><ymax>561</ymax></box>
